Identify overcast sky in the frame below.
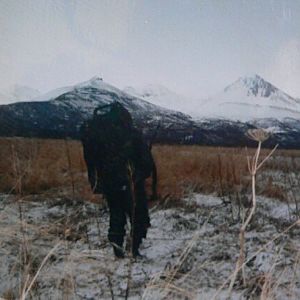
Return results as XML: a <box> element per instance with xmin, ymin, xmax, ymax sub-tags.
<box><xmin>0</xmin><ymin>0</ymin><xmax>300</xmax><ymax>100</ymax></box>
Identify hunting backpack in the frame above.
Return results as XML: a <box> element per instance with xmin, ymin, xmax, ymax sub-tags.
<box><xmin>81</xmin><ymin>102</ymin><xmax>157</xmax><ymax>196</ymax></box>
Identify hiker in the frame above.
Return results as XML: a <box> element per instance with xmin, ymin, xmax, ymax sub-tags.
<box><xmin>81</xmin><ymin>102</ymin><xmax>157</xmax><ymax>258</ymax></box>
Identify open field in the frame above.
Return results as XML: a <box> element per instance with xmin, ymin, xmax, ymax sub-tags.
<box><xmin>1</xmin><ymin>137</ymin><xmax>300</xmax><ymax>299</ymax></box>
<box><xmin>1</xmin><ymin>137</ymin><xmax>300</xmax><ymax>205</ymax></box>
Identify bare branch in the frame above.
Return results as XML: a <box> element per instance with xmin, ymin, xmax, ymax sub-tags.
<box><xmin>257</xmin><ymin>144</ymin><xmax>279</xmax><ymax>171</ymax></box>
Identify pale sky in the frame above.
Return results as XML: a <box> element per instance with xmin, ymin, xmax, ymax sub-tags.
<box><xmin>0</xmin><ymin>0</ymin><xmax>300</xmax><ymax>100</ymax></box>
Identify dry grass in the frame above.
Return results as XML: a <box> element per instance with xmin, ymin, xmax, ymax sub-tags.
<box><xmin>1</xmin><ymin>137</ymin><xmax>300</xmax><ymax>299</ymax></box>
<box><xmin>153</xmin><ymin>145</ymin><xmax>300</xmax><ymax>203</ymax></box>
<box><xmin>0</xmin><ymin>137</ymin><xmax>93</xmax><ymax>200</ymax></box>
<box><xmin>1</xmin><ymin>137</ymin><xmax>300</xmax><ymax>203</ymax></box>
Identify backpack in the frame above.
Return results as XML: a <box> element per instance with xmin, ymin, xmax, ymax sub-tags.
<box><xmin>81</xmin><ymin>102</ymin><xmax>157</xmax><ymax>197</ymax></box>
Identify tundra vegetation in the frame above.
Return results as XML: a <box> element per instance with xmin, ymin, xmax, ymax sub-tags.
<box><xmin>1</xmin><ymin>137</ymin><xmax>300</xmax><ymax>201</ymax></box>
<box><xmin>0</xmin><ymin>137</ymin><xmax>300</xmax><ymax>299</ymax></box>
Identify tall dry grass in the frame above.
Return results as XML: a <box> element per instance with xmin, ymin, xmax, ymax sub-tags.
<box><xmin>153</xmin><ymin>145</ymin><xmax>300</xmax><ymax>203</ymax></box>
<box><xmin>0</xmin><ymin>138</ymin><xmax>94</xmax><ymax>203</ymax></box>
<box><xmin>1</xmin><ymin>137</ymin><xmax>300</xmax><ymax>299</ymax></box>
<box><xmin>1</xmin><ymin>138</ymin><xmax>300</xmax><ymax>203</ymax></box>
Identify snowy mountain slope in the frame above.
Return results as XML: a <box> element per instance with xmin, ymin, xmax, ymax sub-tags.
<box><xmin>32</xmin><ymin>77</ymin><xmax>183</xmax><ymax>117</ymax></box>
<box><xmin>197</xmin><ymin>74</ymin><xmax>300</xmax><ymax>121</ymax></box>
<box><xmin>0</xmin><ymin>84</ymin><xmax>40</xmax><ymax>104</ymax></box>
<box><xmin>0</xmin><ymin>77</ymin><xmax>194</xmax><ymax>142</ymax></box>
<box><xmin>123</xmin><ymin>84</ymin><xmax>198</xmax><ymax>116</ymax></box>
<box><xmin>33</xmin><ymin>76</ymin><xmax>125</xmax><ymax>102</ymax></box>
<box><xmin>47</xmin><ymin>77</ymin><xmax>192</xmax><ymax>128</ymax></box>
<box><xmin>123</xmin><ymin>75</ymin><xmax>300</xmax><ymax>147</ymax></box>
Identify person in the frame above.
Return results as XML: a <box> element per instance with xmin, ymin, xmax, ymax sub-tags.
<box><xmin>81</xmin><ymin>102</ymin><xmax>157</xmax><ymax>258</ymax></box>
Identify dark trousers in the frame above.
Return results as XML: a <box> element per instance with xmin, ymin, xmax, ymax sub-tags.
<box><xmin>105</xmin><ymin>180</ymin><xmax>150</xmax><ymax>251</ymax></box>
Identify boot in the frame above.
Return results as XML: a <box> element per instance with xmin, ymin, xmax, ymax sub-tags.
<box><xmin>132</xmin><ymin>236</ymin><xmax>143</xmax><ymax>258</ymax></box>
<box><xmin>109</xmin><ymin>235</ymin><xmax>125</xmax><ymax>258</ymax></box>
<box><xmin>132</xmin><ymin>248</ymin><xmax>142</xmax><ymax>258</ymax></box>
<box><xmin>112</xmin><ymin>243</ymin><xmax>125</xmax><ymax>258</ymax></box>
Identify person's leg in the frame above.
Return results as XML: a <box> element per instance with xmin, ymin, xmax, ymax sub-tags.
<box><xmin>106</xmin><ymin>190</ymin><xmax>127</xmax><ymax>258</ymax></box>
<box><xmin>121</xmin><ymin>186</ymin><xmax>138</xmax><ymax>255</ymax></box>
<box><xmin>131</xmin><ymin>180</ymin><xmax>150</xmax><ymax>256</ymax></box>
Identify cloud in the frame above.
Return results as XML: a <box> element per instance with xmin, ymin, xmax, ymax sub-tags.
<box><xmin>0</xmin><ymin>0</ymin><xmax>137</xmax><ymax>92</ymax></box>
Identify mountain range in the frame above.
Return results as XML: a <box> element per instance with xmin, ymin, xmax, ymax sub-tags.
<box><xmin>0</xmin><ymin>77</ymin><xmax>194</xmax><ymax>143</ymax></box>
<box><xmin>0</xmin><ymin>75</ymin><xmax>300</xmax><ymax>148</ymax></box>
<box><xmin>124</xmin><ymin>74</ymin><xmax>300</xmax><ymax>122</ymax></box>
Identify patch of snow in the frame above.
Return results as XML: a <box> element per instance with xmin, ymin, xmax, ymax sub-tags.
<box><xmin>1</xmin><ymin>192</ymin><xmax>299</xmax><ymax>299</ymax></box>
<box><xmin>186</xmin><ymin>193</ymin><xmax>223</xmax><ymax>207</ymax></box>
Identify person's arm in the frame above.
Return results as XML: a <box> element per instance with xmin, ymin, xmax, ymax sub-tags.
<box><xmin>150</xmin><ymin>155</ymin><xmax>158</xmax><ymax>201</ymax></box>
<box><xmin>81</xmin><ymin>121</ymin><xmax>105</xmax><ymax>194</ymax></box>
<box><xmin>132</xmin><ymin>132</ymin><xmax>152</xmax><ymax>179</ymax></box>
<box><xmin>86</xmin><ymin>155</ymin><xmax>96</xmax><ymax>191</ymax></box>
<box><xmin>82</xmin><ymin>136</ymin><xmax>97</xmax><ymax>191</ymax></box>
<box><xmin>132</xmin><ymin>130</ymin><xmax>158</xmax><ymax>201</ymax></box>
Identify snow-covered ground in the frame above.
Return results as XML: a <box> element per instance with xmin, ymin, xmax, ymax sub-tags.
<box><xmin>1</xmin><ymin>191</ymin><xmax>300</xmax><ymax>299</ymax></box>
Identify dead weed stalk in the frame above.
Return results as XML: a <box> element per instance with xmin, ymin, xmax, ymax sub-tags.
<box><xmin>228</xmin><ymin>129</ymin><xmax>278</xmax><ymax>297</ymax></box>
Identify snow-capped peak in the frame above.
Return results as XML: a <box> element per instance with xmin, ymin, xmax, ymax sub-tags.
<box><xmin>33</xmin><ymin>76</ymin><xmax>123</xmax><ymax>102</ymax></box>
<box><xmin>224</xmin><ymin>74</ymin><xmax>279</xmax><ymax>98</ymax></box>
<box><xmin>88</xmin><ymin>76</ymin><xmax>103</xmax><ymax>83</ymax></box>
<box><xmin>74</xmin><ymin>76</ymin><xmax>121</xmax><ymax>95</ymax></box>
<box><xmin>197</xmin><ymin>74</ymin><xmax>300</xmax><ymax>122</ymax></box>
